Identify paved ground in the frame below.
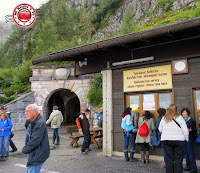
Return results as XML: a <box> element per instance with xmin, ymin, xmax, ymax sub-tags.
<box><xmin>0</xmin><ymin>127</ymin><xmax>196</xmax><ymax>173</ymax></box>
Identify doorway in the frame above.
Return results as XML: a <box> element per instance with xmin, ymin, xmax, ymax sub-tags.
<box><xmin>46</xmin><ymin>89</ymin><xmax>80</xmax><ymax>125</ymax></box>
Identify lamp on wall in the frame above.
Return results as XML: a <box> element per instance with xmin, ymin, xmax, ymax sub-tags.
<box><xmin>112</xmin><ymin>56</ymin><xmax>154</xmax><ymax>66</ymax></box>
<box><xmin>79</xmin><ymin>58</ymin><xmax>87</xmax><ymax>67</ymax></box>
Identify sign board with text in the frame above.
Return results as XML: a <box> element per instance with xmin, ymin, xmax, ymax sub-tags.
<box><xmin>123</xmin><ymin>65</ymin><xmax>172</xmax><ymax>92</ymax></box>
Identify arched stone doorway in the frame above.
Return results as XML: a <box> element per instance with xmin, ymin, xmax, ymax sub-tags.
<box><xmin>45</xmin><ymin>89</ymin><xmax>80</xmax><ymax>125</ymax></box>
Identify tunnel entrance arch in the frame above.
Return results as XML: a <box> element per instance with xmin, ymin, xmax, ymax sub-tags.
<box><xmin>44</xmin><ymin>89</ymin><xmax>80</xmax><ymax>125</ymax></box>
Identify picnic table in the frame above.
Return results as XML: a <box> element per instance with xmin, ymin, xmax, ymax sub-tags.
<box><xmin>90</xmin><ymin>127</ymin><xmax>103</xmax><ymax>149</ymax></box>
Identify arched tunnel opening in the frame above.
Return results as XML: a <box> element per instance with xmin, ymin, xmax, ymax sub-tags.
<box><xmin>46</xmin><ymin>89</ymin><xmax>80</xmax><ymax>125</ymax></box>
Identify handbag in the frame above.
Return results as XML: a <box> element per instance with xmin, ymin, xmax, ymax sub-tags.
<box><xmin>124</xmin><ymin>118</ymin><xmax>134</xmax><ymax>132</ymax></box>
<box><xmin>196</xmin><ymin>135</ymin><xmax>200</xmax><ymax>143</ymax></box>
<box><xmin>151</xmin><ymin>130</ymin><xmax>160</xmax><ymax>146</ymax></box>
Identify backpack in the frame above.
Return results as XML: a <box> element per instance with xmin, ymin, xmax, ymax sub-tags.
<box><xmin>52</xmin><ymin>115</ymin><xmax>58</xmax><ymax>125</ymax></box>
<box><xmin>151</xmin><ymin>130</ymin><xmax>160</xmax><ymax>146</ymax></box>
<box><xmin>124</xmin><ymin>117</ymin><xmax>134</xmax><ymax>132</ymax></box>
<box><xmin>139</xmin><ymin>122</ymin><xmax>149</xmax><ymax>137</ymax></box>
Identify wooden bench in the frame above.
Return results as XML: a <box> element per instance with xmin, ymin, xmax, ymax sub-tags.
<box><xmin>66</xmin><ymin>125</ymin><xmax>84</xmax><ymax>147</ymax></box>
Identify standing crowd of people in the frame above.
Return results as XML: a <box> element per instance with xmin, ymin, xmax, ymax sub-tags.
<box><xmin>121</xmin><ymin>104</ymin><xmax>198</xmax><ymax>173</ymax></box>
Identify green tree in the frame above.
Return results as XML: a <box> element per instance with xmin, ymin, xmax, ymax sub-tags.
<box><xmin>121</xmin><ymin>8</ymin><xmax>135</xmax><ymax>34</ymax></box>
<box><xmin>87</xmin><ymin>73</ymin><xmax>103</xmax><ymax>107</ymax></box>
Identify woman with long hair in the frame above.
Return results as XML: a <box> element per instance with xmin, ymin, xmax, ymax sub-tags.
<box><xmin>135</xmin><ymin>111</ymin><xmax>154</xmax><ymax>164</ymax></box>
<box><xmin>121</xmin><ymin>107</ymin><xmax>137</xmax><ymax>162</ymax></box>
<box><xmin>181</xmin><ymin>108</ymin><xmax>197</xmax><ymax>173</ymax></box>
<box><xmin>159</xmin><ymin>104</ymin><xmax>189</xmax><ymax>173</ymax></box>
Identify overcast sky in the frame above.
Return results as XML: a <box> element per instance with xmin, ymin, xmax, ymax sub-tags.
<box><xmin>0</xmin><ymin>0</ymin><xmax>49</xmax><ymax>21</ymax></box>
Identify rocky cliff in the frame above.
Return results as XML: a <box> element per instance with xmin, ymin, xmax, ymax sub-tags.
<box><xmin>0</xmin><ymin>20</ymin><xmax>13</xmax><ymax>46</ymax></box>
<box><xmin>68</xmin><ymin>0</ymin><xmax>198</xmax><ymax>39</ymax></box>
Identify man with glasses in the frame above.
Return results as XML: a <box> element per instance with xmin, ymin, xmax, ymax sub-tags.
<box><xmin>22</xmin><ymin>104</ymin><xmax>50</xmax><ymax>173</ymax></box>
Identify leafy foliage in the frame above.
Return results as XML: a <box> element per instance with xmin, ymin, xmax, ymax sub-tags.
<box><xmin>87</xmin><ymin>73</ymin><xmax>103</xmax><ymax>108</ymax></box>
<box><xmin>121</xmin><ymin>8</ymin><xmax>138</xmax><ymax>35</ymax></box>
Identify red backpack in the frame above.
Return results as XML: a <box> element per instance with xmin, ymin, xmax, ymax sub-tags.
<box><xmin>139</xmin><ymin>122</ymin><xmax>149</xmax><ymax>137</ymax></box>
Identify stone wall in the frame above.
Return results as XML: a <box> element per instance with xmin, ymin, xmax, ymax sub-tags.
<box><xmin>30</xmin><ymin>66</ymin><xmax>98</xmax><ymax>122</ymax></box>
<box><xmin>5</xmin><ymin>92</ymin><xmax>35</xmax><ymax>130</ymax></box>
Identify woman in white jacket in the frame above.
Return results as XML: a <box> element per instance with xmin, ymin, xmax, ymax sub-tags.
<box><xmin>46</xmin><ymin>105</ymin><xmax>63</xmax><ymax>145</ymax></box>
<box><xmin>159</xmin><ymin>104</ymin><xmax>189</xmax><ymax>173</ymax></box>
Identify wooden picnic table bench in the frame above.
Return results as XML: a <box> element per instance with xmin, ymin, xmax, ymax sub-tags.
<box><xmin>66</xmin><ymin>125</ymin><xmax>84</xmax><ymax>147</ymax></box>
<box><xmin>66</xmin><ymin>126</ymin><xmax>103</xmax><ymax>148</ymax></box>
<box><xmin>90</xmin><ymin>127</ymin><xmax>103</xmax><ymax>149</ymax></box>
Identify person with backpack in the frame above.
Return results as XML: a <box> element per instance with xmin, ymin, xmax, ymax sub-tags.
<box><xmin>46</xmin><ymin>105</ymin><xmax>63</xmax><ymax>145</ymax></box>
<box><xmin>181</xmin><ymin>108</ymin><xmax>197</xmax><ymax>173</ymax></box>
<box><xmin>78</xmin><ymin>108</ymin><xmax>91</xmax><ymax>154</ymax></box>
<box><xmin>121</xmin><ymin>107</ymin><xmax>138</xmax><ymax>162</ymax></box>
<box><xmin>0</xmin><ymin>112</ymin><xmax>13</xmax><ymax>161</ymax></box>
<box><xmin>135</xmin><ymin>111</ymin><xmax>154</xmax><ymax>164</ymax></box>
<box><xmin>159</xmin><ymin>104</ymin><xmax>189</xmax><ymax>173</ymax></box>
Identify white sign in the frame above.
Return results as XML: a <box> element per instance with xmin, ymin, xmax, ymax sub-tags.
<box><xmin>143</xmin><ymin>94</ymin><xmax>155</xmax><ymax>110</ymax></box>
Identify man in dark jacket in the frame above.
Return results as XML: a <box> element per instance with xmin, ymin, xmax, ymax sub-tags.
<box><xmin>22</xmin><ymin>104</ymin><xmax>50</xmax><ymax>173</ymax></box>
<box><xmin>78</xmin><ymin>109</ymin><xmax>91</xmax><ymax>154</ymax></box>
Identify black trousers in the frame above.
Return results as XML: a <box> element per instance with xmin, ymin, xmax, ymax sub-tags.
<box><xmin>10</xmin><ymin>139</ymin><xmax>17</xmax><ymax>151</ymax></box>
<box><xmin>162</xmin><ymin>140</ymin><xmax>186</xmax><ymax>173</ymax></box>
<box><xmin>81</xmin><ymin>130</ymin><xmax>91</xmax><ymax>152</ymax></box>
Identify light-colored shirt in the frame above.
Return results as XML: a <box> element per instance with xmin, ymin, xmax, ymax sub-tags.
<box><xmin>159</xmin><ymin>115</ymin><xmax>189</xmax><ymax>142</ymax></box>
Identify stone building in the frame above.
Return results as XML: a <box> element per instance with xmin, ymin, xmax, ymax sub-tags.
<box><xmin>30</xmin><ymin>66</ymin><xmax>92</xmax><ymax>124</ymax></box>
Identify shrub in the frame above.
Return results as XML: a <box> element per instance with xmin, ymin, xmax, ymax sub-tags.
<box><xmin>87</xmin><ymin>73</ymin><xmax>103</xmax><ymax>107</ymax></box>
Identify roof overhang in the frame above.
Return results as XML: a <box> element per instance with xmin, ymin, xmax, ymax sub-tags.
<box><xmin>32</xmin><ymin>17</ymin><xmax>200</xmax><ymax>75</ymax></box>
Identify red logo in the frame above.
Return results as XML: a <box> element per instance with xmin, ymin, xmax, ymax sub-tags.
<box><xmin>13</xmin><ymin>4</ymin><xmax>36</xmax><ymax>27</ymax></box>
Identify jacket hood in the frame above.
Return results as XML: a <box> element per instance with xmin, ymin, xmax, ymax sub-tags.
<box><xmin>52</xmin><ymin>110</ymin><xmax>61</xmax><ymax>115</ymax></box>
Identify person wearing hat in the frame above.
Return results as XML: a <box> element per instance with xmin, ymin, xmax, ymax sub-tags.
<box><xmin>78</xmin><ymin>108</ymin><xmax>91</xmax><ymax>154</ymax></box>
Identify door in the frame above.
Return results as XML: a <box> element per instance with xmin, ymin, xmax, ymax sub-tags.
<box><xmin>193</xmin><ymin>90</ymin><xmax>200</xmax><ymax>133</ymax></box>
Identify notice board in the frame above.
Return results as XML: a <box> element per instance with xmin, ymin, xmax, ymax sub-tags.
<box><xmin>123</xmin><ymin>65</ymin><xmax>172</xmax><ymax>92</ymax></box>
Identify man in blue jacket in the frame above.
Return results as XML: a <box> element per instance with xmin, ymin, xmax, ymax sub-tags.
<box><xmin>22</xmin><ymin>104</ymin><xmax>50</xmax><ymax>173</ymax></box>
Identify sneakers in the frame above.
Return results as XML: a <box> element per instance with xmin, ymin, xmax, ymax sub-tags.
<box><xmin>184</xmin><ymin>167</ymin><xmax>191</xmax><ymax>171</ymax></box>
<box><xmin>85</xmin><ymin>148</ymin><xmax>91</xmax><ymax>152</ymax></box>
<box><xmin>10</xmin><ymin>149</ymin><xmax>18</xmax><ymax>152</ymax></box>
<box><xmin>52</xmin><ymin>141</ymin><xmax>55</xmax><ymax>144</ymax></box>
<box><xmin>0</xmin><ymin>156</ymin><xmax>8</xmax><ymax>161</ymax></box>
<box><xmin>55</xmin><ymin>142</ymin><xmax>60</xmax><ymax>145</ymax></box>
<box><xmin>81</xmin><ymin>151</ymin><xmax>88</xmax><ymax>155</ymax></box>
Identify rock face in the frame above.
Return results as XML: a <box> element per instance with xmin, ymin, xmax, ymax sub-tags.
<box><xmin>0</xmin><ymin>20</ymin><xmax>13</xmax><ymax>46</ymax></box>
<box><xmin>68</xmin><ymin>0</ymin><xmax>197</xmax><ymax>39</ymax></box>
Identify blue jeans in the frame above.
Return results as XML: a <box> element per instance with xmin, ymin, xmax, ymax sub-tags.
<box><xmin>123</xmin><ymin>132</ymin><xmax>136</xmax><ymax>152</ymax></box>
<box><xmin>53</xmin><ymin>128</ymin><xmax>60</xmax><ymax>142</ymax></box>
<box><xmin>0</xmin><ymin>135</ymin><xmax>10</xmax><ymax>156</ymax></box>
<box><xmin>185</xmin><ymin>139</ymin><xmax>197</xmax><ymax>171</ymax></box>
<box><xmin>26</xmin><ymin>163</ymin><xmax>43</xmax><ymax>173</ymax></box>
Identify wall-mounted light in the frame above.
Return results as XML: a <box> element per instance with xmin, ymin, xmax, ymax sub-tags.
<box><xmin>79</xmin><ymin>58</ymin><xmax>87</xmax><ymax>67</ymax></box>
<box><xmin>112</xmin><ymin>56</ymin><xmax>154</xmax><ymax>66</ymax></box>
